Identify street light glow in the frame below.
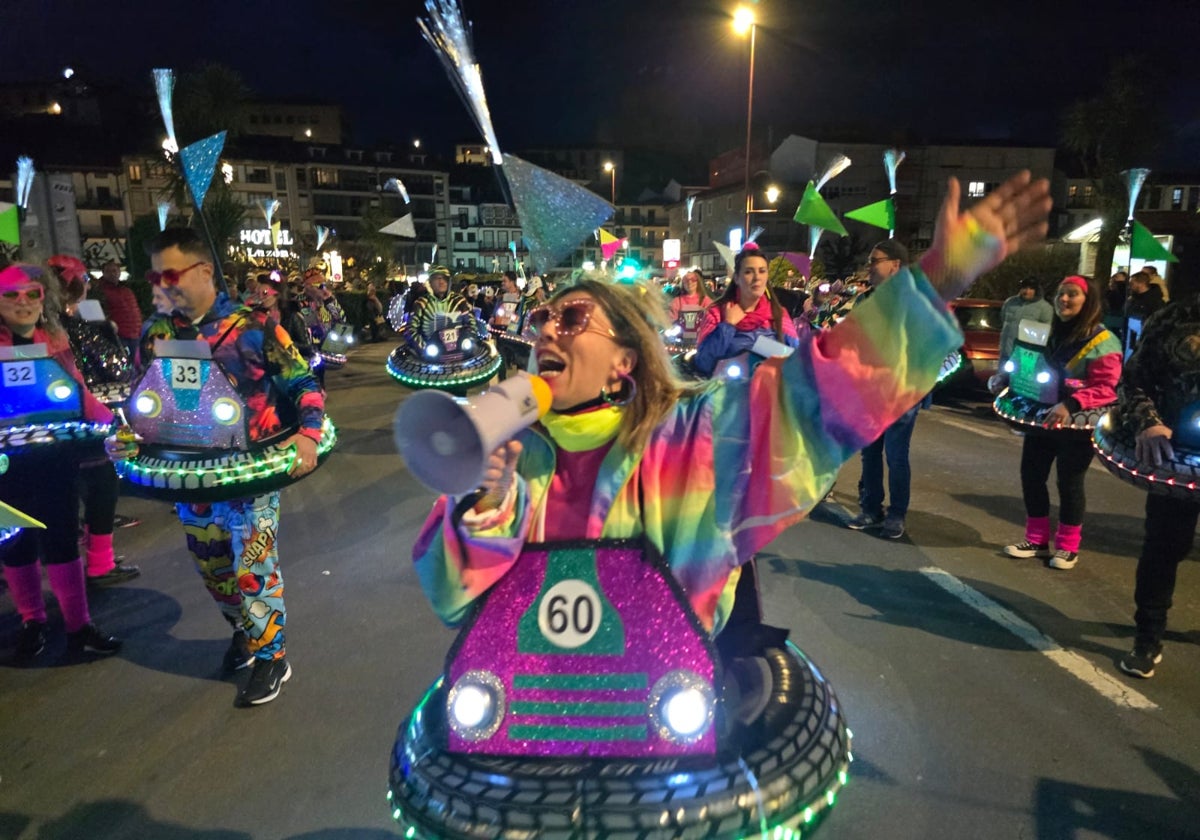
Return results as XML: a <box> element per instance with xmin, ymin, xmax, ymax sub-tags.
<box><xmin>732</xmin><ymin>6</ymin><xmax>755</xmax><ymax>35</ymax></box>
<box><xmin>766</xmin><ymin>185</ymin><xmax>780</xmax><ymax>204</ymax></box>
<box><xmin>603</xmin><ymin>161</ymin><xmax>614</xmax><ymax>172</ymax></box>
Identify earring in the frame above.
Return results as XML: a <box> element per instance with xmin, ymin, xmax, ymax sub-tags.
<box><xmin>601</xmin><ymin>371</ymin><xmax>637</xmax><ymax>408</ymax></box>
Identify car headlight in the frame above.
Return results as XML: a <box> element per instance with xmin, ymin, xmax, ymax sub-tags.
<box><xmin>1036</xmin><ymin>371</ymin><xmax>1052</xmax><ymax>384</ymax></box>
<box><xmin>461</xmin><ymin>338</ymin><xmax>473</xmax><ymax>352</ymax></box>
<box><xmin>1003</xmin><ymin>360</ymin><xmax>1015</xmax><ymax>373</ymax></box>
<box><xmin>134</xmin><ymin>391</ymin><xmax>162</xmax><ymax>418</ymax></box>
<box><xmin>425</xmin><ymin>344</ymin><xmax>440</xmax><ymax>359</ymax></box>
<box><xmin>212</xmin><ymin>397</ymin><xmax>242</xmax><ymax>425</ymax></box>
<box><xmin>447</xmin><ymin>670</ymin><xmax>505</xmax><ymax>741</ymax></box>
<box><xmin>47</xmin><ymin>380</ymin><xmax>74</xmax><ymax>402</ymax></box>
<box><xmin>649</xmin><ymin>670</ymin><xmax>713</xmax><ymax>744</ymax></box>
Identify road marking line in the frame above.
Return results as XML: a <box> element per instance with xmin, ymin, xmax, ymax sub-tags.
<box><xmin>918</xmin><ymin>566</ymin><xmax>1157</xmax><ymax>711</ymax></box>
<box><xmin>929</xmin><ymin>413</ymin><xmax>1004</xmax><ymax>439</ymax></box>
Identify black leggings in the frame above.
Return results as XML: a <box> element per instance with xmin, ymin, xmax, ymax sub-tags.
<box><xmin>1019</xmin><ymin>431</ymin><xmax>1094</xmax><ymax>525</ymax></box>
<box><xmin>0</xmin><ymin>449</ymin><xmax>80</xmax><ymax>568</ymax></box>
<box><xmin>79</xmin><ymin>460</ymin><xmax>119</xmax><ymax>536</ymax></box>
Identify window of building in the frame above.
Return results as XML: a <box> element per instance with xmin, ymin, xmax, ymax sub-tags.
<box><xmin>128</xmin><ymin>164</ymin><xmax>142</xmax><ymax>184</ymax></box>
<box><xmin>467</xmin><ymin>232</ymin><xmax>476</xmax><ymax>243</ymax></box>
<box><xmin>967</xmin><ymin>181</ymin><xmax>986</xmax><ymax>198</ymax></box>
<box><xmin>482</xmin><ymin>230</ymin><xmax>494</xmax><ymax>248</ymax></box>
<box><xmin>273</xmin><ymin>115</ymin><xmax>283</xmax><ymax>124</ymax></box>
<box><xmin>275</xmin><ymin>172</ymin><xmax>287</xmax><ymax>190</ymax></box>
<box><xmin>100</xmin><ymin>214</ymin><xmax>117</xmax><ymax>237</ymax></box>
<box><xmin>247</xmin><ymin>167</ymin><xmax>270</xmax><ymax>184</ymax></box>
<box><xmin>454</xmin><ymin>231</ymin><xmax>464</xmax><ymax>243</ymax></box>
<box><xmin>296</xmin><ymin>168</ymin><xmax>307</xmax><ymax>187</ymax></box>
<box><xmin>249</xmin><ymin>115</ymin><xmax>258</xmax><ymax>125</ymax></box>
<box><xmin>314</xmin><ymin>168</ymin><xmax>338</xmax><ymax>187</ymax></box>
<box><xmin>458</xmin><ymin>210</ymin><xmax>469</xmax><ymax>229</ymax></box>
<box><xmin>96</xmin><ymin>186</ymin><xmax>112</xmax><ymax>205</ymax></box>
<box><xmin>646</xmin><ymin>209</ymin><xmax>656</xmax><ymax>224</ymax></box>
<box><xmin>1083</xmin><ymin>185</ymin><xmax>1094</xmax><ymax>200</ymax></box>
<box><xmin>1172</xmin><ymin>188</ymin><xmax>1184</xmax><ymax>210</ymax></box>
<box><xmin>1068</xmin><ymin>185</ymin><xmax>1078</xmax><ymax>197</ymax></box>
<box><xmin>1189</xmin><ymin>189</ymin><xmax>1199</xmax><ymax>212</ymax></box>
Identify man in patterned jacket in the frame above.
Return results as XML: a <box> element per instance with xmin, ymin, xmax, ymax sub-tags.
<box><xmin>408</xmin><ymin>265</ymin><xmax>475</xmax><ymax>341</ymax></box>
<box><xmin>128</xmin><ymin>228</ymin><xmax>324</xmax><ymax>706</ymax></box>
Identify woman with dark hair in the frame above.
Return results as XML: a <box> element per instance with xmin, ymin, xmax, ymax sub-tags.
<box><xmin>692</xmin><ymin>245</ymin><xmax>798</xmax><ymax>377</ymax></box>
<box><xmin>995</xmin><ymin>275</ymin><xmax>1122</xmax><ymax>570</ymax></box>
<box><xmin>0</xmin><ymin>264</ymin><xmax>122</xmax><ymax>662</ymax></box>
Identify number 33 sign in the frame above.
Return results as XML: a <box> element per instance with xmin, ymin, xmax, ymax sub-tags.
<box><xmin>537</xmin><ymin>580</ymin><xmax>602</xmax><ymax>649</ymax></box>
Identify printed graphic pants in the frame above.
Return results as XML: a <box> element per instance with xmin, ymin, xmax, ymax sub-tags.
<box><xmin>176</xmin><ymin>492</ymin><xmax>286</xmax><ymax>661</ymax></box>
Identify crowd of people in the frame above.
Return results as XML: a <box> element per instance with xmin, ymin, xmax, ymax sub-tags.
<box><xmin>0</xmin><ymin>171</ymin><xmax>1194</xmax><ymax>704</ymax></box>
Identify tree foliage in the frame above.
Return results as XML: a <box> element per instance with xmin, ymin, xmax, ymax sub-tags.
<box><xmin>1061</xmin><ymin>57</ymin><xmax>1166</xmax><ymax>285</ymax></box>
<box><xmin>964</xmin><ymin>243</ymin><xmax>1082</xmax><ymax>300</ymax></box>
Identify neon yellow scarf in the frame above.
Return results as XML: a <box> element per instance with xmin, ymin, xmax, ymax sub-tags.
<box><xmin>540</xmin><ymin>406</ymin><xmax>624</xmax><ymax>452</ymax></box>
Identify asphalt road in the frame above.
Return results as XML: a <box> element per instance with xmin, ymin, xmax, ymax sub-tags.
<box><xmin>1</xmin><ymin>344</ymin><xmax>1197</xmax><ymax>840</ymax></box>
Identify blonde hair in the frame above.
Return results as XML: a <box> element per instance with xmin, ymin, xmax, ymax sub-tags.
<box><xmin>2</xmin><ymin>263</ymin><xmax>66</xmax><ymax>340</ymax></box>
<box><xmin>549</xmin><ymin>278</ymin><xmax>704</xmax><ymax>452</ymax></box>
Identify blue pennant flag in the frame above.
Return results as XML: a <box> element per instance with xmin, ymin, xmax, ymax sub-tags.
<box><xmin>502</xmin><ymin>154</ymin><xmax>613</xmax><ymax>272</ymax></box>
<box><xmin>179</xmin><ymin>131</ymin><xmax>227</xmax><ymax>211</ymax></box>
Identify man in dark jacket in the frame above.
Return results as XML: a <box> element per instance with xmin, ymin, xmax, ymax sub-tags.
<box><xmin>1124</xmin><ymin>271</ymin><xmax>1164</xmax><ymax>322</ymax></box>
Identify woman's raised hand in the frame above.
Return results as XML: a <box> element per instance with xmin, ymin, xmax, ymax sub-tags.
<box><xmin>921</xmin><ymin>171</ymin><xmax>1052</xmax><ymax>302</ymax></box>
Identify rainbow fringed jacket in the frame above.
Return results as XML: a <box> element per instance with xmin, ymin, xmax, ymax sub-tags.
<box><xmin>414</xmin><ymin>268</ymin><xmax>962</xmax><ymax>634</ymax></box>
<box><xmin>139</xmin><ymin>294</ymin><xmax>325</xmax><ymax>445</ymax></box>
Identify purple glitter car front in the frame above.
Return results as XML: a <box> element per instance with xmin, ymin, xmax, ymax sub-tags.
<box><xmin>447</xmin><ymin>542</ymin><xmax>717</xmax><ymax>759</ymax></box>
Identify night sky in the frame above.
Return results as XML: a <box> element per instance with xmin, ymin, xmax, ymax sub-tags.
<box><xmin>2</xmin><ymin>0</ymin><xmax>1197</xmax><ymax>168</ymax></box>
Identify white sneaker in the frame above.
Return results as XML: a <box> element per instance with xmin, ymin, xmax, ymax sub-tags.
<box><xmin>1004</xmin><ymin>540</ymin><xmax>1051</xmax><ymax>559</ymax></box>
<box><xmin>1049</xmin><ymin>550</ymin><xmax>1079</xmax><ymax>570</ymax></box>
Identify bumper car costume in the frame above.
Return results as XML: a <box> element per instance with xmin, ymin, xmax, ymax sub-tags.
<box><xmin>301</xmin><ymin>271</ymin><xmax>351</xmax><ymax>369</ymax></box>
<box><xmin>387</xmin><ymin>268</ymin><xmax>501</xmax><ymax>391</ymax></box>
<box><xmin>1094</xmin><ymin>301</ymin><xmax>1200</xmax><ymax>499</ymax></box>
<box><xmin>389</xmin><ymin>269</ymin><xmax>967</xmax><ymax>839</ymax></box>
<box><xmin>993</xmin><ymin>318</ymin><xmax>1121</xmax><ymax>431</ymax></box>
<box><xmin>116</xmin><ymin>297</ymin><xmax>334</xmax><ymax>503</ymax></box>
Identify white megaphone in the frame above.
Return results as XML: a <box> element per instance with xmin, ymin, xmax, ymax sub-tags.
<box><xmin>394</xmin><ymin>372</ymin><xmax>552</xmax><ymax>495</ymax></box>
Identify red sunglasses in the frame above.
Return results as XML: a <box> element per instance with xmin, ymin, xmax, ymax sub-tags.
<box><xmin>145</xmin><ymin>261</ymin><xmax>206</xmax><ymax>287</ymax></box>
<box><xmin>0</xmin><ymin>286</ymin><xmax>44</xmax><ymax>302</ymax></box>
<box><xmin>527</xmin><ymin>299</ymin><xmax>616</xmax><ymax>338</ymax></box>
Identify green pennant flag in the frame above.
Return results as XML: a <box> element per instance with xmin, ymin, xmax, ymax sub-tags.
<box><xmin>1130</xmin><ymin>219</ymin><xmax>1179</xmax><ymax>263</ymax></box>
<box><xmin>0</xmin><ymin>203</ymin><xmax>19</xmax><ymax>245</ymax></box>
<box><xmin>845</xmin><ymin>198</ymin><xmax>895</xmax><ymax>230</ymax></box>
<box><xmin>792</xmin><ymin>181</ymin><xmax>848</xmax><ymax>237</ymax></box>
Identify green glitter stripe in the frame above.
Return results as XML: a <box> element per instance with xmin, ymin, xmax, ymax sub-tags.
<box><xmin>508</xmin><ymin>723</ymin><xmax>647</xmax><ymax>741</ymax></box>
<box><xmin>510</xmin><ymin>700</ymin><xmax>646</xmax><ymax>717</ymax></box>
<box><xmin>513</xmin><ymin>673</ymin><xmax>647</xmax><ymax>691</ymax></box>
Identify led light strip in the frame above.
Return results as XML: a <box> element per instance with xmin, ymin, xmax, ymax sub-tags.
<box><xmin>115</xmin><ymin>418</ymin><xmax>337</xmax><ymax>486</ymax></box>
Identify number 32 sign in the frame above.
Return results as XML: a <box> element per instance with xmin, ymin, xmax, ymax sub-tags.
<box><xmin>537</xmin><ymin>580</ymin><xmax>602</xmax><ymax>649</ymax></box>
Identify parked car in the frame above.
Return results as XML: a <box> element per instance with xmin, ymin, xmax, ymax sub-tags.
<box><xmin>944</xmin><ymin>298</ymin><xmax>1003</xmax><ymax>391</ymax></box>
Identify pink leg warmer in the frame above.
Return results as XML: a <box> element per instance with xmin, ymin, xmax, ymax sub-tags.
<box><xmin>3</xmin><ymin>563</ymin><xmax>46</xmax><ymax>624</ymax></box>
<box><xmin>45</xmin><ymin>559</ymin><xmax>91</xmax><ymax>633</ymax></box>
<box><xmin>1025</xmin><ymin>516</ymin><xmax>1051</xmax><ymax>546</ymax></box>
<box><xmin>1055</xmin><ymin>523</ymin><xmax>1082</xmax><ymax>553</ymax></box>
<box><xmin>85</xmin><ymin>530</ymin><xmax>116</xmax><ymax>577</ymax></box>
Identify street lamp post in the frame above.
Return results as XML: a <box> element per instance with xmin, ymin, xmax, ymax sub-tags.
<box><xmin>733</xmin><ymin>6</ymin><xmax>757</xmax><ymax>238</ymax></box>
<box><xmin>603</xmin><ymin>161</ymin><xmax>616</xmax><ymax>205</ymax></box>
